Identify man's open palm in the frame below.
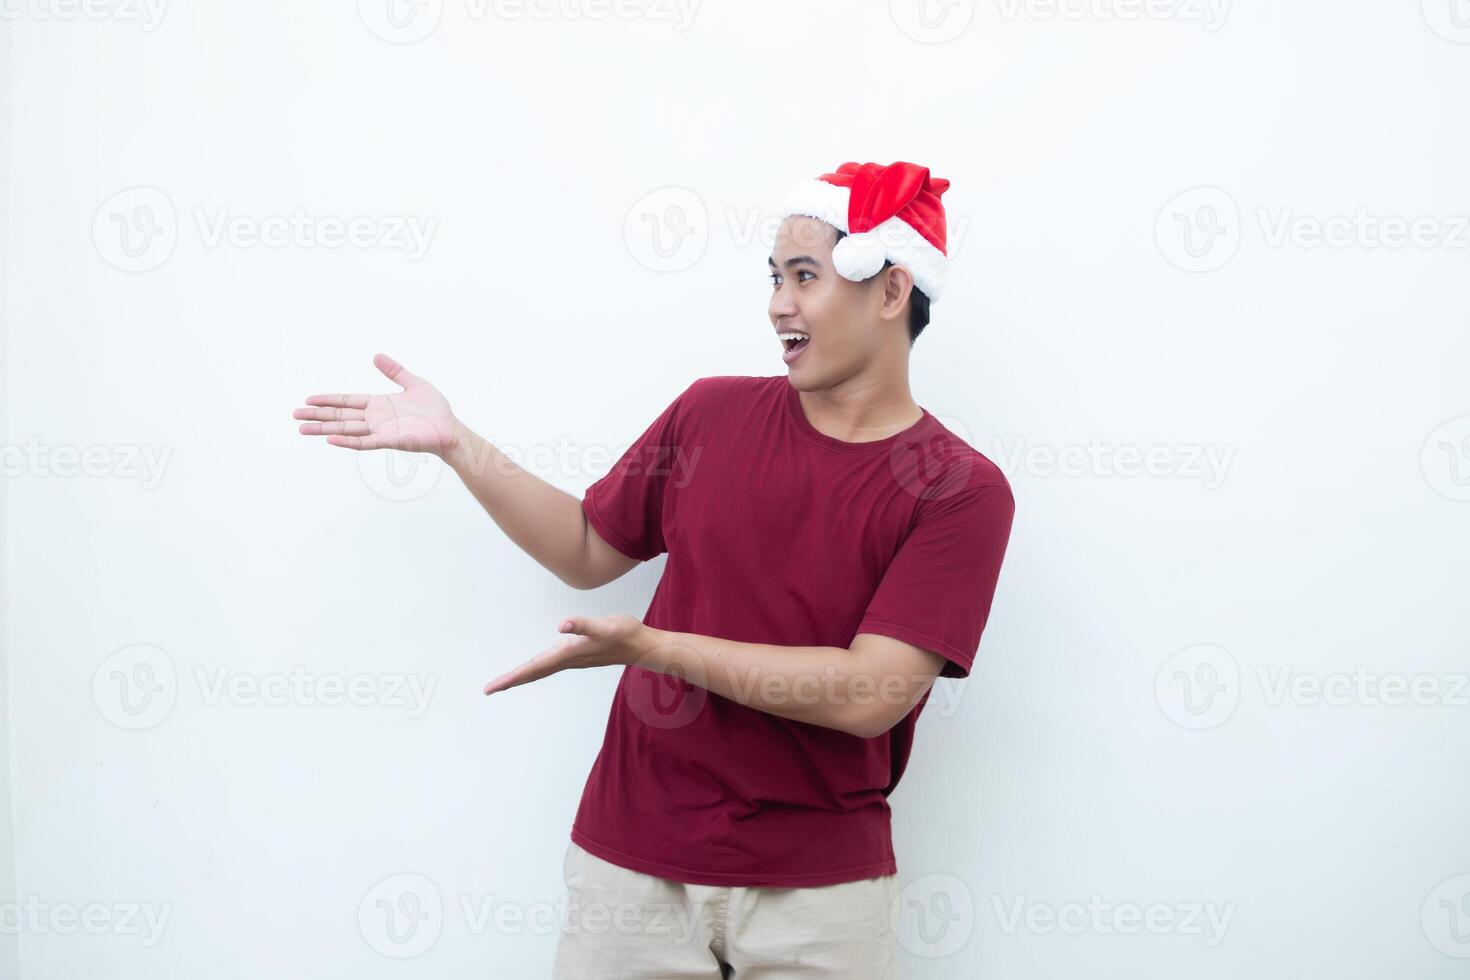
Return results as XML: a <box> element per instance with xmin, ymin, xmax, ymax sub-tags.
<box><xmin>483</xmin><ymin>615</ymin><xmax>649</xmax><ymax>696</ymax></box>
<box><xmin>293</xmin><ymin>353</ymin><xmax>458</xmax><ymax>455</ymax></box>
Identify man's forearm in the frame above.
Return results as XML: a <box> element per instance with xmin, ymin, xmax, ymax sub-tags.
<box><xmin>636</xmin><ymin>627</ymin><xmax>931</xmax><ymax>738</ymax></box>
<box><xmin>443</xmin><ymin>420</ymin><xmax>594</xmax><ymax>589</ymax></box>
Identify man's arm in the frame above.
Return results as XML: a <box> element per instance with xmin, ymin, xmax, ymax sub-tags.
<box><xmin>295</xmin><ymin>353</ymin><xmax>648</xmax><ymax>591</ymax></box>
<box><xmin>637</xmin><ymin>626</ymin><xmax>948</xmax><ymax>738</ymax></box>
<box><xmin>444</xmin><ymin>421</ymin><xmax>638</xmax><ymax>591</ymax></box>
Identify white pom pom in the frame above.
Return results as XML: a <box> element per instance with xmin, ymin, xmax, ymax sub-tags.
<box><xmin>831</xmin><ymin>231</ymin><xmax>888</xmax><ymax>282</ymax></box>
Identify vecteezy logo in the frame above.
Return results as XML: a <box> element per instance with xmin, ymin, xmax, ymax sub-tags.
<box><xmin>889</xmin><ymin>0</ymin><xmax>975</xmax><ymax>43</ymax></box>
<box><xmin>92</xmin><ymin>187</ymin><xmax>178</xmax><ymax>272</ymax></box>
<box><xmin>1155</xmin><ymin>643</ymin><xmax>1240</xmax><ymax>730</ymax></box>
<box><xmin>358</xmin><ymin>0</ymin><xmax>443</xmax><ymax>43</ymax></box>
<box><xmin>1155</xmin><ymin>186</ymin><xmax>1240</xmax><ymax>272</ymax></box>
<box><xmin>356</xmin><ymin>431</ymin><xmax>446</xmax><ymax>502</ymax></box>
<box><xmin>1422</xmin><ymin>873</ymin><xmax>1470</xmax><ymax>957</ymax></box>
<box><xmin>623</xmin><ymin>187</ymin><xmax>708</xmax><ymax>273</ymax></box>
<box><xmin>889</xmin><ymin>412</ymin><xmax>977</xmax><ymax>503</ymax></box>
<box><xmin>1422</xmin><ymin>0</ymin><xmax>1470</xmax><ymax>42</ymax></box>
<box><xmin>1421</xmin><ymin>416</ymin><xmax>1470</xmax><ymax>501</ymax></box>
<box><xmin>93</xmin><ymin>644</ymin><xmax>178</xmax><ymax>730</ymax></box>
<box><xmin>891</xmin><ymin>873</ymin><xmax>974</xmax><ymax>958</ymax></box>
<box><xmin>358</xmin><ymin>873</ymin><xmax>443</xmax><ymax>957</ymax></box>
<box><xmin>624</xmin><ymin>645</ymin><xmax>707</xmax><ymax>730</ymax></box>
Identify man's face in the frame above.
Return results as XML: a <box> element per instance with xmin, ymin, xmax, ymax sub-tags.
<box><xmin>768</xmin><ymin>215</ymin><xmax>890</xmax><ymax>385</ymax></box>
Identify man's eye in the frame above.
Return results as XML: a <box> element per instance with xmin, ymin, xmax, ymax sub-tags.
<box><xmin>768</xmin><ymin>271</ymin><xmax>812</xmax><ymax>286</ymax></box>
<box><xmin>767</xmin><ymin>272</ymin><xmax>781</xmax><ymax>286</ymax></box>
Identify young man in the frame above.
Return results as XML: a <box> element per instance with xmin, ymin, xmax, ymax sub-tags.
<box><xmin>293</xmin><ymin>161</ymin><xmax>1015</xmax><ymax>978</ymax></box>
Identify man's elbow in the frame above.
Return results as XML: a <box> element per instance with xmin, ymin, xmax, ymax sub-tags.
<box><xmin>562</xmin><ymin>569</ymin><xmax>598</xmax><ymax>591</ymax></box>
<box><xmin>842</xmin><ymin>704</ymin><xmax>901</xmax><ymax>740</ymax></box>
<box><xmin>840</xmin><ymin>678</ymin><xmax>929</xmax><ymax>740</ymax></box>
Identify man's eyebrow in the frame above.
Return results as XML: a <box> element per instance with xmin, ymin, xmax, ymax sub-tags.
<box><xmin>766</xmin><ymin>255</ymin><xmax>823</xmax><ymax>270</ymax></box>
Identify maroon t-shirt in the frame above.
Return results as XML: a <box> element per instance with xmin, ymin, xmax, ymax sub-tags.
<box><xmin>572</xmin><ymin>374</ymin><xmax>1014</xmax><ymax>887</ymax></box>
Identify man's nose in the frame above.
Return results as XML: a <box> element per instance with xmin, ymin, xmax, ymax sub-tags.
<box><xmin>769</xmin><ymin>283</ymin><xmax>797</xmax><ymax>320</ymax></box>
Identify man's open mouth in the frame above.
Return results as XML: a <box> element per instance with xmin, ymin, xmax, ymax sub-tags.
<box><xmin>779</xmin><ymin>331</ymin><xmax>810</xmax><ymax>354</ymax></box>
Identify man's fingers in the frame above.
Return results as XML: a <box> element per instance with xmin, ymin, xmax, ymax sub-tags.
<box><xmin>324</xmin><ymin>434</ymin><xmax>383</xmax><ymax>451</ymax></box>
<box><xmin>304</xmin><ymin>393</ymin><xmax>370</xmax><ymax>410</ymax></box>
<box><xmin>374</xmin><ymin>352</ymin><xmax>425</xmax><ymax>390</ymax></box>
<box><xmin>299</xmin><ymin>420</ymin><xmax>370</xmax><ymax>436</ymax></box>
<box><xmin>294</xmin><ymin>406</ymin><xmax>366</xmax><ymax>422</ymax></box>
<box><xmin>484</xmin><ymin>642</ymin><xmax>576</xmax><ymax>695</ymax></box>
<box><xmin>484</xmin><ymin>660</ymin><xmax>549</xmax><ymax>695</ymax></box>
<box><xmin>559</xmin><ymin>616</ymin><xmax>610</xmax><ymax>641</ymax></box>
<box><xmin>483</xmin><ymin>670</ymin><xmax>526</xmax><ymax>696</ymax></box>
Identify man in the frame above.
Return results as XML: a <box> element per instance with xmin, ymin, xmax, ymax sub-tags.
<box><xmin>293</xmin><ymin>161</ymin><xmax>1015</xmax><ymax>978</ymax></box>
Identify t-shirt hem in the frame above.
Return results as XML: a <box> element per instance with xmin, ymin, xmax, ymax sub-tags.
<box><xmin>581</xmin><ymin>492</ymin><xmax>655</xmax><ymax>562</ymax></box>
<box><xmin>855</xmin><ymin>617</ymin><xmax>974</xmax><ymax>679</ymax></box>
<box><xmin>569</xmin><ymin>825</ymin><xmax>897</xmax><ymax>887</ymax></box>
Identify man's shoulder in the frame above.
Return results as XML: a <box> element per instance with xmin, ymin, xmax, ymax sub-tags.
<box><xmin>678</xmin><ymin>374</ymin><xmax>782</xmax><ymax>413</ymax></box>
<box><xmin>684</xmin><ymin>374</ymin><xmax>780</xmax><ymax>398</ymax></box>
<box><xmin>919</xmin><ymin>415</ymin><xmax>1013</xmax><ymax>501</ymax></box>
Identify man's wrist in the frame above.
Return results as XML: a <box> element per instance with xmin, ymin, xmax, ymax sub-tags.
<box><xmin>442</xmin><ymin>418</ymin><xmax>477</xmax><ymax>471</ymax></box>
<box><xmin>633</xmin><ymin>625</ymin><xmax>678</xmax><ymax>670</ymax></box>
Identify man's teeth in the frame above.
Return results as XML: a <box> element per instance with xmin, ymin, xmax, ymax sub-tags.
<box><xmin>778</xmin><ymin>332</ymin><xmax>810</xmax><ymax>348</ymax></box>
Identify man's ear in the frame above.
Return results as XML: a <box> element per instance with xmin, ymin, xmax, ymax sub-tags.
<box><xmin>878</xmin><ymin>264</ymin><xmax>915</xmax><ymax>324</ymax></box>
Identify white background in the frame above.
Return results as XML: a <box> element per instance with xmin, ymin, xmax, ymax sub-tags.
<box><xmin>3</xmin><ymin>1</ymin><xmax>1469</xmax><ymax>977</ymax></box>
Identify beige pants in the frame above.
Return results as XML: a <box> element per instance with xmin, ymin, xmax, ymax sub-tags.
<box><xmin>551</xmin><ymin>840</ymin><xmax>900</xmax><ymax>979</ymax></box>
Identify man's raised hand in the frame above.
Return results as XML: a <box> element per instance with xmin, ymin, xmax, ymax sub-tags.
<box><xmin>293</xmin><ymin>353</ymin><xmax>460</xmax><ymax>456</ymax></box>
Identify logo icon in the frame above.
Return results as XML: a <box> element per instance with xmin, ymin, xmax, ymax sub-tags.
<box><xmin>1422</xmin><ymin>874</ymin><xmax>1470</xmax><ymax>957</ymax></box>
<box><xmin>356</xmin><ymin>415</ymin><xmax>447</xmax><ymax>502</ymax></box>
<box><xmin>889</xmin><ymin>0</ymin><xmax>976</xmax><ymax>43</ymax></box>
<box><xmin>1422</xmin><ymin>416</ymin><xmax>1470</xmax><ymax>501</ymax></box>
<box><xmin>1156</xmin><ymin>186</ymin><xmax>1240</xmax><ymax>272</ymax></box>
<box><xmin>623</xmin><ymin>187</ymin><xmax>708</xmax><ymax>273</ymax></box>
<box><xmin>891</xmin><ymin>873</ymin><xmax>974</xmax><ymax>958</ymax></box>
<box><xmin>358</xmin><ymin>873</ymin><xmax>443</xmax><ymax>957</ymax></box>
<box><xmin>624</xmin><ymin>646</ymin><xmax>708</xmax><ymax>730</ymax></box>
<box><xmin>93</xmin><ymin>187</ymin><xmax>177</xmax><ymax>272</ymax></box>
<box><xmin>1423</xmin><ymin>0</ymin><xmax>1470</xmax><ymax>42</ymax></box>
<box><xmin>889</xmin><ymin>412</ymin><xmax>977</xmax><ymax>503</ymax></box>
<box><xmin>93</xmin><ymin>644</ymin><xmax>178</xmax><ymax>730</ymax></box>
<box><xmin>1155</xmin><ymin>643</ymin><xmax>1240</xmax><ymax>730</ymax></box>
<box><xmin>358</xmin><ymin>0</ymin><xmax>443</xmax><ymax>43</ymax></box>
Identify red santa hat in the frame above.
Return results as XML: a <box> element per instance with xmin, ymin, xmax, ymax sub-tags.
<box><xmin>777</xmin><ymin>160</ymin><xmax>951</xmax><ymax>303</ymax></box>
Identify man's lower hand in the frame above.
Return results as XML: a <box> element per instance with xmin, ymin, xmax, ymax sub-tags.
<box><xmin>483</xmin><ymin>614</ymin><xmax>656</xmax><ymax>696</ymax></box>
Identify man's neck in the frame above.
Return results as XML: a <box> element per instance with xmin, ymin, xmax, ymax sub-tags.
<box><xmin>795</xmin><ymin>371</ymin><xmax>922</xmax><ymax>444</ymax></box>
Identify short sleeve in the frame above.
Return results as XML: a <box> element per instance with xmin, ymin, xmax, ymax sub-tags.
<box><xmin>854</xmin><ymin>480</ymin><xmax>1015</xmax><ymax>679</ymax></box>
<box><xmin>581</xmin><ymin>381</ymin><xmax>697</xmax><ymax>562</ymax></box>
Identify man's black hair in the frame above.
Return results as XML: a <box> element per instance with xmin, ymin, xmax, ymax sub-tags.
<box><xmin>832</xmin><ymin>227</ymin><xmax>931</xmax><ymax>345</ymax></box>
